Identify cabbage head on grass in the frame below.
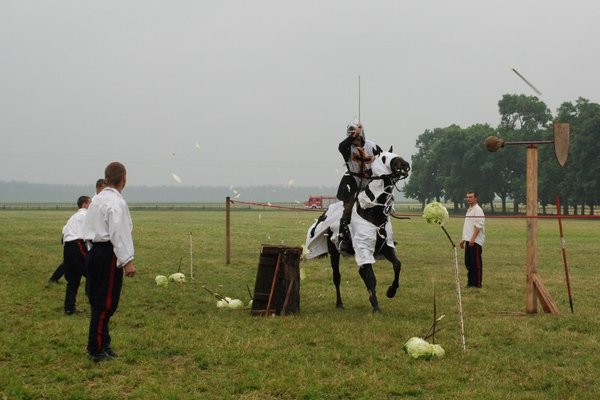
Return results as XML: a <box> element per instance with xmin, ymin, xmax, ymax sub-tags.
<box><xmin>403</xmin><ymin>337</ymin><xmax>445</xmax><ymax>360</ymax></box>
<box><xmin>216</xmin><ymin>297</ymin><xmax>245</xmax><ymax>309</ymax></box>
<box><xmin>422</xmin><ymin>201</ymin><xmax>449</xmax><ymax>226</ymax></box>
<box><xmin>168</xmin><ymin>272</ymin><xmax>186</xmax><ymax>283</ymax></box>
<box><xmin>155</xmin><ymin>275</ymin><xmax>168</xmax><ymax>287</ymax></box>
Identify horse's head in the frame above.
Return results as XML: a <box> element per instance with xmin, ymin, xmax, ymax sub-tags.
<box><xmin>389</xmin><ymin>156</ymin><xmax>410</xmax><ymax>182</ymax></box>
<box><xmin>371</xmin><ymin>151</ymin><xmax>411</xmax><ymax>183</ymax></box>
<box><xmin>357</xmin><ymin>151</ymin><xmax>409</xmax><ymax>228</ymax></box>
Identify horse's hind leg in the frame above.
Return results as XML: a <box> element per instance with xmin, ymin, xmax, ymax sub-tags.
<box><xmin>327</xmin><ymin>232</ymin><xmax>344</xmax><ymax>309</ymax></box>
<box><xmin>358</xmin><ymin>264</ymin><xmax>380</xmax><ymax>313</ymax></box>
<box><xmin>382</xmin><ymin>246</ymin><xmax>402</xmax><ymax>298</ymax></box>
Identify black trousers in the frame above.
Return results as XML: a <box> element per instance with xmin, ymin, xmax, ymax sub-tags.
<box><xmin>86</xmin><ymin>242</ymin><xmax>123</xmax><ymax>354</ymax></box>
<box><xmin>464</xmin><ymin>243</ymin><xmax>483</xmax><ymax>288</ymax></box>
<box><xmin>63</xmin><ymin>240</ymin><xmax>87</xmax><ymax>312</ymax></box>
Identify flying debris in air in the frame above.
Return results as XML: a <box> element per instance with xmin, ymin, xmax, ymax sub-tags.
<box><xmin>511</xmin><ymin>67</ymin><xmax>542</xmax><ymax>95</ymax></box>
<box><xmin>172</xmin><ymin>174</ymin><xmax>182</xmax><ymax>183</ymax></box>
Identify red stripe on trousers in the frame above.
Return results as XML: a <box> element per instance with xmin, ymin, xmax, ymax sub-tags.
<box><xmin>95</xmin><ymin>255</ymin><xmax>117</xmax><ymax>351</ymax></box>
<box><xmin>76</xmin><ymin>240</ymin><xmax>87</xmax><ymax>257</ymax></box>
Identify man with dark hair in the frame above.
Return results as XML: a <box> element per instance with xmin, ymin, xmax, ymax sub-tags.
<box><xmin>459</xmin><ymin>191</ymin><xmax>485</xmax><ymax>288</ymax></box>
<box><xmin>94</xmin><ymin>178</ymin><xmax>106</xmax><ymax>195</ymax></box>
<box><xmin>83</xmin><ymin>162</ymin><xmax>136</xmax><ymax>362</ymax></box>
<box><xmin>47</xmin><ymin>178</ymin><xmax>106</xmax><ymax>286</ymax></box>
<box><xmin>62</xmin><ymin>195</ymin><xmax>92</xmax><ymax>314</ymax></box>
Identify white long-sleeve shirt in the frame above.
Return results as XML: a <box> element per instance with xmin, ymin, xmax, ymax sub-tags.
<box><xmin>462</xmin><ymin>204</ymin><xmax>485</xmax><ymax>246</ymax></box>
<box><xmin>62</xmin><ymin>208</ymin><xmax>87</xmax><ymax>242</ymax></box>
<box><xmin>83</xmin><ymin>187</ymin><xmax>134</xmax><ymax>267</ymax></box>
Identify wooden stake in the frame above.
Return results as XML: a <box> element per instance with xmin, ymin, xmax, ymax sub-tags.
<box><xmin>265</xmin><ymin>253</ymin><xmax>282</xmax><ymax>316</ymax></box>
<box><xmin>189</xmin><ymin>232</ymin><xmax>194</xmax><ymax>280</ymax></box>
<box><xmin>225</xmin><ymin>196</ymin><xmax>231</xmax><ymax>265</ymax></box>
<box><xmin>525</xmin><ymin>145</ymin><xmax>559</xmax><ymax>314</ymax></box>
<box><xmin>556</xmin><ymin>196</ymin><xmax>574</xmax><ymax>313</ymax></box>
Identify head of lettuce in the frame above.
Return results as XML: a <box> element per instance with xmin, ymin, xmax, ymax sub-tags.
<box><xmin>422</xmin><ymin>202</ymin><xmax>449</xmax><ymax>226</ymax></box>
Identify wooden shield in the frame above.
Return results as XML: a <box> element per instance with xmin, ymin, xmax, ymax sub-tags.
<box><xmin>554</xmin><ymin>123</ymin><xmax>570</xmax><ymax>167</ymax></box>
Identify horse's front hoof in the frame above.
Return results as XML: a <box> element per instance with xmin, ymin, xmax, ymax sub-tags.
<box><xmin>386</xmin><ymin>286</ymin><xmax>398</xmax><ymax>298</ymax></box>
<box><xmin>336</xmin><ymin>303</ymin><xmax>345</xmax><ymax>310</ymax></box>
<box><xmin>372</xmin><ymin>307</ymin><xmax>381</xmax><ymax>313</ymax></box>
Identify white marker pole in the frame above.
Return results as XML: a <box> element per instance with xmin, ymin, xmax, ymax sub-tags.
<box><xmin>189</xmin><ymin>231</ymin><xmax>194</xmax><ymax>280</ymax></box>
<box><xmin>452</xmin><ymin>246</ymin><xmax>466</xmax><ymax>351</ymax></box>
<box><xmin>441</xmin><ymin>225</ymin><xmax>466</xmax><ymax>351</ymax></box>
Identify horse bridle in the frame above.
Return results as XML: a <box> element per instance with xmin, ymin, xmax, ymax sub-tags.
<box><xmin>390</xmin><ymin>157</ymin><xmax>410</xmax><ymax>182</ymax></box>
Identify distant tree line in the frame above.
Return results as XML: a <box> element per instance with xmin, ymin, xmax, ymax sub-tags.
<box><xmin>402</xmin><ymin>95</ymin><xmax>600</xmax><ymax>215</ymax></box>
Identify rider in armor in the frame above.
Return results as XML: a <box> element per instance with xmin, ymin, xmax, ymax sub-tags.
<box><xmin>336</xmin><ymin>121</ymin><xmax>382</xmax><ymax>251</ymax></box>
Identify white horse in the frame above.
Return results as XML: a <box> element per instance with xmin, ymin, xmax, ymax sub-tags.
<box><xmin>304</xmin><ymin>151</ymin><xmax>410</xmax><ymax>312</ymax></box>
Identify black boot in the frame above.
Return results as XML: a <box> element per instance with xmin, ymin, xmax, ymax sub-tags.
<box><xmin>309</xmin><ymin>212</ymin><xmax>327</xmax><ymax>238</ymax></box>
<box><xmin>338</xmin><ymin>219</ymin><xmax>351</xmax><ymax>252</ymax></box>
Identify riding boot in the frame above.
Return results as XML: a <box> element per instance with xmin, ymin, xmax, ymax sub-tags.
<box><xmin>338</xmin><ymin>218</ymin><xmax>351</xmax><ymax>252</ymax></box>
<box><xmin>309</xmin><ymin>212</ymin><xmax>327</xmax><ymax>238</ymax></box>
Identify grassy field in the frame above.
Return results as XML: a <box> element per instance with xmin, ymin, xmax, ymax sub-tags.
<box><xmin>1</xmin><ymin>208</ymin><xmax>599</xmax><ymax>399</ymax></box>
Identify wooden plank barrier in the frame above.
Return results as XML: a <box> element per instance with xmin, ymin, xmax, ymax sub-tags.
<box><xmin>251</xmin><ymin>245</ymin><xmax>302</xmax><ymax>316</ymax></box>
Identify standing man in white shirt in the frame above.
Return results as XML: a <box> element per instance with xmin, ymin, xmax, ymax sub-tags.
<box><xmin>48</xmin><ymin>179</ymin><xmax>106</xmax><ymax>286</ymax></box>
<box><xmin>83</xmin><ymin>162</ymin><xmax>136</xmax><ymax>362</ymax></box>
<box><xmin>459</xmin><ymin>191</ymin><xmax>485</xmax><ymax>288</ymax></box>
<box><xmin>62</xmin><ymin>195</ymin><xmax>92</xmax><ymax>315</ymax></box>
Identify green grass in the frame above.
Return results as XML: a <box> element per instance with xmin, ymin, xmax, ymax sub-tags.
<box><xmin>1</xmin><ymin>209</ymin><xmax>599</xmax><ymax>399</ymax></box>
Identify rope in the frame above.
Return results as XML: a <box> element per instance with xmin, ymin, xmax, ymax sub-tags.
<box><xmin>229</xmin><ymin>199</ymin><xmax>321</xmax><ymax>212</ymax></box>
<box><xmin>228</xmin><ymin>199</ymin><xmax>600</xmax><ymax>219</ymax></box>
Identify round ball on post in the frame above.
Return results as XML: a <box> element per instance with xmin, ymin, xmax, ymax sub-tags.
<box><xmin>484</xmin><ymin>136</ymin><xmax>505</xmax><ymax>152</ymax></box>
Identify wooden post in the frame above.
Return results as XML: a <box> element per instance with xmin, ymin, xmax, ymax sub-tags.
<box><xmin>525</xmin><ymin>146</ymin><xmax>539</xmax><ymax>313</ymax></box>
<box><xmin>225</xmin><ymin>196</ymin><xmax>231</xmax><ymax>265</ymax></box>
<box><xmin>525</xmin><ymin>146</ymin><xmax>559</xmax><ymax>314</ymax></box>
<box><xmin>265</xmin><ymin>253</ymin><xmax>282</xmax><ymax>316</ymax></box>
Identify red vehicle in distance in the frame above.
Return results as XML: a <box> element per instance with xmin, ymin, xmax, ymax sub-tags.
<box><xmin>304</xmin><ymin>195</ymin><xmax>337</xmax><ymax>209</ymax></box>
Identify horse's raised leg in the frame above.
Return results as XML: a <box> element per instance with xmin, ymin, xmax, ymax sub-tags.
<box><xmin>358</xmin><ymin>264</ymin><xmax>380</xmax><ymax>313</ymax></box>
<box><xmin>382</xmin><ymin>246</ymin><xmax>402</xmax><ymax>298</ymax></box>
<box><xmin>327</xmin><ymin>231</ymin><xmax>344</xmax><ymax>309</ymax></box>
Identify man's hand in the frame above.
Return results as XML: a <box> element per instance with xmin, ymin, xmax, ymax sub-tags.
<box><xmin>124</xmin><ymin>261</ymin><xmax>136</xmax><ymax>277</ymax></box>
<box><xmin>459</xmin><ymin>240</ymin><xmax>465</xmax><ymax>249</ymax></box>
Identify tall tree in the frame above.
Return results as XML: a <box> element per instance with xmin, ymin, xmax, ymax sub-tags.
<box><xmin>496</xmin><ymin>94</ymin><xmax>552</xmax><ymax>213</ymax></box>
<box><xmin>557</xmin><ymin>98</ymin><xmax>600</xmax><ymax>214</ymax></box>
<box><xmin>461</xmin><ymin>124</ymin><xmax>497</xmax><ymax>208</ymax></box>
<box><xmin>498</xmin><ymin>94</ymin><xmax>553</xmax><ymax>132</ymax></box>
<box><xmin>402</xmin><ymin>129</ymin><xmax>445</xmax><ymax>207</ymax></box>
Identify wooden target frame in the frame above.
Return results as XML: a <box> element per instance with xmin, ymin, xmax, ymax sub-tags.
<box><xmin>485</xmin><ymin>123</ymin><xmax>570</xmax><ymax>314</ymax></box>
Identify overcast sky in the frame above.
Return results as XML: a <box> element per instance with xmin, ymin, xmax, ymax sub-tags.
<box><xmin>1</xmin><ymin>1</ymin><xmax>599</xmax><ymax>189</ymax></box>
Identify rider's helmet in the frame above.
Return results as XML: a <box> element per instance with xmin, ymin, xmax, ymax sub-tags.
<box><xmin>346</xmin><ymin>120</ymin><xmax>365</xmax><ymax>145</ymax></box>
